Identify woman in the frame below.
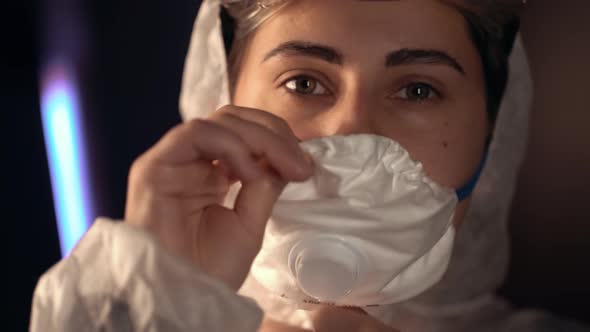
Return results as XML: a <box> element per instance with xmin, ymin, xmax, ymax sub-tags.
<box><xmin>31</xmin><ymin>0</ymin><xmax>590</xmax><ymax>331</ymax></box>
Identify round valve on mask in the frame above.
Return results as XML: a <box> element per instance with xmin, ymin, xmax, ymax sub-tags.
<box><xmin>288</xmin><ymin>237</ymin><xmax>365</xmax><ymax>302</ymax></box>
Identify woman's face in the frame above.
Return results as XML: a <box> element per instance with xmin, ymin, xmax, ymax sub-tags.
<box><xmin>233</xmin><ymin>0</ymin><xmax>488</xmax><ymax>225</ymax></box>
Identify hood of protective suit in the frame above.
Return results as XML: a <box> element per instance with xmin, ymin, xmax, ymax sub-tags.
<box><xmin>179</xmin><ymin>0</ymin><xmax>533</xmax><ymax>321</ymax></box>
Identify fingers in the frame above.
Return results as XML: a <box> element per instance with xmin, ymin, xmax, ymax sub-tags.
<box><xmin>234</xmin><ymin>171</ymin><xmax>287</xmax><ymax>240</ymax></box>
<box><xmin>219</xmin><ymin>105</ymin><xmax>301</xmax><ymax>146</ymax></box>
<box><xmin>125</xmin><ymin>105</ymin><xmax>315</xmax><ymax>286</ymax></box>
<box><xmin>341</xmin><ymin>307</ymin><xmax>370</xmax><ymax>316</ymax></box>
<box><xmin>311</xmin><ymin>306</ymin><xmax>400</xmax><ymax>332</ymax></box>
<box><xmin>127</xmin><ymin>104</ymin><xmax>313</xmax><ymax>233</ymax></box>
<box><xmin>211</xmin><ymin>106</ymin><xmax>312</xmax><ymax>182</ymax></box>
<box><xmin>145</xmin><ymin>107</ymin><xmax>312</xmax><ymax>185</ymax></box>
<box><xmin>147</xmin><ymin>119</ymin><xmax>265</xmax><ymax>182</ymax></box>
<box><xmin>207</xmin><ymin>106</ymin><xmax>313</xmax><ymax>241</ymax></box>
<box><xmin>132</xmin><ymin>159</ymin><xmax>230</xmax><ymax>197</ymax></box>
<box><xmin>259</xmin><ymin>318</ymin><xmax>312</xmax><ymax>332</ymax></box>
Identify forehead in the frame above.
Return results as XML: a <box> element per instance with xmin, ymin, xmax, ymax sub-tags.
<box><xmin>250</xmin><ymin>0</ymin><xmax>478</xmax><ymax>68</ymax></box>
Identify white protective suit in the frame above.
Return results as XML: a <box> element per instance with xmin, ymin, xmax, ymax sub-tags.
<box><xmin>30</xmin><ymin>1</ymin><xmax>590</xmax><ymax>331</ymax></box>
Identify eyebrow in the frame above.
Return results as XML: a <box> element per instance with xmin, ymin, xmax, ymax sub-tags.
<box><xmin>263</xmin><ymin>41</ymin><xmax>344</xmax><ymax>65</ymax></box>
<box><xmin>263</xmin><ymin>40</ymin><xmax>465</xmax><ymax>75</ymax></box>
<box><xmin>386</xmin><ymin>48</ymin><xmax>465</xmax><ymax>75</ymax></box>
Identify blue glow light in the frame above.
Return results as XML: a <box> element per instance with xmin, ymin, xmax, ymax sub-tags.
<box><xmin>40</xmin><ymin>65</ymin><xmax>93</xmax><ymax>257</ymax></box>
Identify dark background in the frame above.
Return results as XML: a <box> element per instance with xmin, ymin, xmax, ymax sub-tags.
<box><xmin>4</xmin><ymin>0</ymin><xmax>590</xmax><ymax>330</ymax></box>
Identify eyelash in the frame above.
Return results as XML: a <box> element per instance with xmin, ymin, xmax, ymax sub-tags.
<box><xmin>281</xmin><ymin>74</ymin><xmax>441</xmax><ymax>103</ymax></box>
<box><xmin>282</xmin><ymin>75</ymin><xmax>332</xmax><ymax>96</ymax></box>
<box><xmin>392</xmin><ymin>82</ymin><xmax>441</xmax><ymax>103</ymax></box>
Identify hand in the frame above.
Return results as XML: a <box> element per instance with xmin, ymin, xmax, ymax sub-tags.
<box><xmin>258</xmin><ymin>318</ymin><xmax>310</xmax><ymax>332</ymax></box>
<box><xmin>258</xmin><ymin>307</ymin><xmax>399</xmax><ymax>332</ymax></box>
<box><xmin>125</xmin><ymin>105</ymin><xmax>313</xmax><ymax>290</ymax></box>
<box><xmin>311</xmin><ymin>307</ymin><xmax>400</xmax><ymax>332</ymax></box>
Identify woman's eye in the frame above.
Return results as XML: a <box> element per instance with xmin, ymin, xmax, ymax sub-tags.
<box><xmin>395</xmin><ymin>83</ymin><xmax>438</xmax><ymax>102</ymax></box>
<box><xmin>284</xmin><ymin>76</ymin><xmax>329</xmax><ymax>96</ymax></box>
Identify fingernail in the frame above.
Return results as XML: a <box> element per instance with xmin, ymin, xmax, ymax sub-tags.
<box><xmin>304</xmin><ymin>153</ymin><xmax>315</xmax><ymax>172</ymax></box>
<box><xmin>296</xmin><ymin>153</ymin><xmax>314</xmax><ymax>178</ymax></box>
<box><xmin>304</xmin><ymin>152</ymin><xmax>314</xmax><ymax>167</ymax></box>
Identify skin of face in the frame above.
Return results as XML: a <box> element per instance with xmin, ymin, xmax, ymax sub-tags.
<box><xmin>232</xmin><ymin>0</ymin><xmax>489</xmax><ymax>227</ymax></box>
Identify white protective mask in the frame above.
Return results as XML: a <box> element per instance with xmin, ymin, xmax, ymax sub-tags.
<box><xmin>238</xmin><ymin>134</ymin><xmax>485</xmax><ymax>307</ymax></box>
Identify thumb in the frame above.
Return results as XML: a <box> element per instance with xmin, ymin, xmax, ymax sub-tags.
<box><xmin>259</xmin><ymin>318</ymin><xmax>312</xmax><ymax>332</ymax></box>
<box><xmin>234</xmin><ymin>170</ymin><xmax>287</xmax><ymax>242</ymax></box>
<box><xmin>311</xmin><ymin>306</ymin><xmax>400</xmax><ymax>332</ymax></box>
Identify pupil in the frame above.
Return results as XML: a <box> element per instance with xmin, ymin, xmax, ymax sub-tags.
<box><xmin>297</xmin><ymin>79</ymin><xmax>314</xmax><ymax>93</ymax></box>
<box><xmin>409</xmin><ymin>84</ymin><xmax>430</xmax><ymax>100</ymax></box>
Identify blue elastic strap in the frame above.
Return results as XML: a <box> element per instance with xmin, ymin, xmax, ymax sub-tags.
<box><xmin>455</xmin><ymin>148</ymin><xmax>489</xmax><ymax>201</ymax></box>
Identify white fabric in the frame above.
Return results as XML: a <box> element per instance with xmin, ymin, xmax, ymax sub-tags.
<box><xmin>250</xmin><ymin>134</ymin><xmax>457</xmax><ymax>306</ymax></box>
<box><xmin>29</xmin><ymin>2</ymin><xmax>590</xmax><ymax>332</ymax></box>
<box><xmin>30</xmin><ymin>219</ymin><xmax>263</xmax><ymax>332</ymax></box>
<box><xmin>178</xmin><ymin>1</ymin><xmax>574</xmax><ymax>329</ymax></box>
<box><xmin>180</xmin><ymin>0</ymin><xmax>230</xmax><ymax>121</ymax></box>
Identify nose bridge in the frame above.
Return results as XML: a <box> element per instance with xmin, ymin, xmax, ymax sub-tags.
<box><xmin>323</xmin><ymin>83</ymin><xmax>376</xmax><ymax>136</ymax></box>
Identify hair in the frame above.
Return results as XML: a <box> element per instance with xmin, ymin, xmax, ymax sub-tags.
<box><xmin>221</xmin><ymin>0</ymin><xmax>524</xmax><ymax>122</ymax></box>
